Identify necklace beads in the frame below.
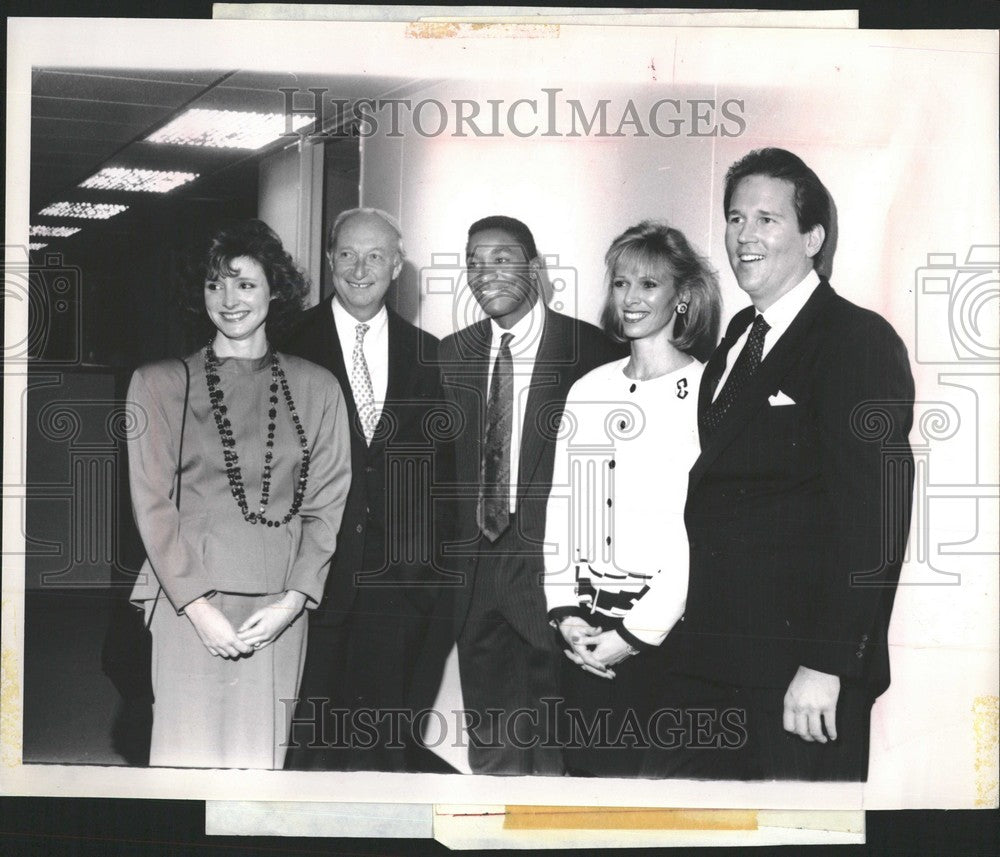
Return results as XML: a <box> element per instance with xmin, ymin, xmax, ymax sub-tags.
<box><xmin>205</xmin><ymin>345</ymin><xmax>310</xmax><ymax>526</ymax></box>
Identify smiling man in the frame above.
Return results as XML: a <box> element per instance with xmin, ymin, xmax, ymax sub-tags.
<box><xmin>282</xmin><ymin>208</ymin><xmax>453</xmax><ymax>772</ymax></box>
<box><xmin>439</xmin><ymin>215</ymin><xmax>622</xmax><ymax>774</ymax></box>
<box><xmin>666</xmin><ymin>149</ymin><xmax>915</xmax><ymax>781</ymax></box>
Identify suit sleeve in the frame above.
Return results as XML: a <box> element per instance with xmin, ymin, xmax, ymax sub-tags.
<box><xmin>800</xmin><ymin>314</ymin><xmax>915</xmax><ymax>679</ymax></box>
<box><xmin>285</xmin><ymin>374</ymin><xmax>352</xmax><ymax>605</ymax></box>
<box><xmin>127</xmin><ymin>365</ymin><xmax>216</xmax><ymax>613</ymax></box>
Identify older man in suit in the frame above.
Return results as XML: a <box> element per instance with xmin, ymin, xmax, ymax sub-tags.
<box><xmin>664</xmin><ymin>148</ymin><xmax>915</xmax><ymax>780</ymax></box>
<box><xmin>283</xmin><ymin>208</ymin><xmax>453</xmax><ymax>772</ymax></box>
<box><xmin>439</xmin><ymin>215</ymin><xmax>623</xmax><ymax>774</ymax></box>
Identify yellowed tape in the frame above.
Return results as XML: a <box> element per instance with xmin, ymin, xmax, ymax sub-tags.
<box><xmin>504</xmin><ymin>806</ymin><xmax>758</xmax><ymax>831</ymax></box>
<box><xmin>405</xmin><ymin>22</ymin><xmax>558</xmax><ymax>39</ymax></box>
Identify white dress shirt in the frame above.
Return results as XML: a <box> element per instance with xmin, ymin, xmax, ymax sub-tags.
<box><xmin>712</xmin><ymin>269</ymin><xmax>820</xmax><ymax>401</ymax></box>
<box><xmin>485</xmin><ymin>303</ymin><xmax>546</xmax><ymax>513</ymax></box>
<box><xmin>332</xmin><ymin>298</ymin><xmax>389</xmax><ymax>423</ymax></box>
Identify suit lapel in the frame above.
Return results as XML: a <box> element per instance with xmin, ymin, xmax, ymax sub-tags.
<box><xmin>466</xmin><ymin>319</ymin><xmax>492</xmax><ymax>425</ymax></box>
<box><xmin>325</xmin><ymin>309</ymin><xmax>350</xmax><ymax>391</ymax></box>
<box><xmin>318</xmin><ymin>298</ymin><xmax>369</xmax><ymax>446</ymax></box>
<box><xmin>383</xmin><ymin>310</ymin><xmax>407</xmax><ymax>403</ymax></box>
<box><xmin>689</xmin><ymin>282</ymin><xmax>834</xmax><ymax>492</ymax></box>
<box><xmin>370</xmin><ymin>309</ymin><xmax>410</xmax><ymax>450</ymax></box>
<box><xmin>518</xmin><ymin>309</ymin><xmax>566</xmax><ymax>494</ymax></box>
<box><xmin>444</xmin><ymin>320</ymin><xmax>491</xmax><ymax>482</ymax></box>
<box><xmin>697</xmin><ymin>306</ymin><xmax>755</xmax><ymax>446</ymax></box>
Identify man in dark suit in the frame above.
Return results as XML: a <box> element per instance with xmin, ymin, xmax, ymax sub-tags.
<box><xmin>439</xmin><ymin>215</ymin><xmax>623</xmax><ymax>774</ymax></box>
<box><xmin>668</xmin><ymin>148</ymin><xmax>915</xmax><ymax>780</ymax></box>
<box><xmin>283</xmin><ymin>208</ymin><xmax>454</xmax><ymax>771</ymax></box>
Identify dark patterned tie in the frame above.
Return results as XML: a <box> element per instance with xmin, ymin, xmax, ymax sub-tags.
<box><xmin>477</xmin><ymin>332</ymin><xmax>514</xmax><ymax>541</ymax></box>
<box><xmin>700</xmin><ymin>314</ymin><xmax>770</xmax><ymax>437</ymax></box>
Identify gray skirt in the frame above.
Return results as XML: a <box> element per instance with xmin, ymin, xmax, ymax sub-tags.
<box><xmin>147</xmin><ymin>591</ymin><xmax>308</xmax><ymax>770</ymax></box>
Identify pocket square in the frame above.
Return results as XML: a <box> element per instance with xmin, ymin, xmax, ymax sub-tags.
<box><xmin>768</xmin><ymin>390</ymin><xmax>796</xmax><ymax>406</ymax></box>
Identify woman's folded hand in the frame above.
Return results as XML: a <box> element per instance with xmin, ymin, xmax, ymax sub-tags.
<box><xmin>558</xmin><ymin>615</ymin><xmax>616</xmax><ymax>679</ymax></box>
<box><xmin>184</xmin><ymin>598</ymin><xmax>254</xmax><ymax>659</ymax></box>
<box><xmin>236</xmin><ymin>590</ymin><xmax>308</xmax><ymax>651</ymax></box>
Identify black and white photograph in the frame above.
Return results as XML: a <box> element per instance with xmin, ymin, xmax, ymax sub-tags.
<box><xmin>3</xmin><ymin>12</ymin><xmax>998</xmax><ymax>819</ymax></box>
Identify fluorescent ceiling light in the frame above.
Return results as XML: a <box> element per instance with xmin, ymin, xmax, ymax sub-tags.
<box><xmin>145</xmin><ymin>107</ymin><xmax>313</xmax><ymax>149</ymax></box>
<box><xmin>29</xmin><ymin>242</ymin><xmax>48</xmax><ymax>250</ymax></box>
<box><xmin>38</xmin><ymin>202</ymin><xmax>128</xmax><ymax>220</ymax></box>
<box><xmin>80</xmin><ymin>167</ymin><xmax>199</xmax><ymax>193</ymax></box>
<box><xmin>29</xmin><ymin>225</ymin><xmax>81</xmax><ymax>237</ymax></box>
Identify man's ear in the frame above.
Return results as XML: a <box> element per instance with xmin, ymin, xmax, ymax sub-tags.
<box><xmin>805</xmin><ymin>224</ymin><xmax>826</xmax><ymax>259</ymax></box>
<box><xmin>392</xmin><ymin>255</ymin><xmax>403</xmax><ymax>280</ymax></box>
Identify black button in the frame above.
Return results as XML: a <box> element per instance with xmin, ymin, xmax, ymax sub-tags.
<box><xmin>619</xmin><ymin>420</ymin><xmax>626</xmax><ymax>430</ymax></box>
<box><xmin>605</xmin><ymin>537</ymin><xmax>611</xmax><ymax>545</ymax></box>
<box><xmin>607</xmin><ymin>499</ymin><xmax>612</xmax><ymax>507</ymax></box>
<box><xmin>629</xmin><ymin>383</ymin><xmax>637</xmax><ymax>393</ymax></box>
<box><xmin>608</xmin><ymin>460</ymin><xmax>616</xmax><ymax>469</ymax></box>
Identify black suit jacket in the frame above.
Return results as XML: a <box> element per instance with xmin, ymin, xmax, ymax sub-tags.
<box><xmin>672</xmin><ymin>280</ymin><xmax>914</xmax><ymax>696</ymax></box>
<box><xmin>280</xmin><ymin>299</ymin><xmax>454</xmax><ymax>627</ymax></box>
<box><xmin>438</xmin><ymin>307</ymin><xmax>625</xmax><ymax>634</ymax></box>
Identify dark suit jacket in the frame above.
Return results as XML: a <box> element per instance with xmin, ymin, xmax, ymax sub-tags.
<box><xmin>280</xmin><ymin>299</ymin><xmax>454</xmax><ymax>627</ymax></box>
<box><xmin>438</xmin><ymin>307</ymin><xmax>625</xmax><ymax>635</ymax></box>
<box><xmin>672</xmin><ymin>280</ymin><xmax>914</xmax><ymax>697</ymax></box>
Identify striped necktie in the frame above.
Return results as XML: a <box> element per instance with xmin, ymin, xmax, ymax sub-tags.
<box><xmin>477</xmin><ymin>332</ymin><xmax>514</xmax><ymax>541</ymax></box>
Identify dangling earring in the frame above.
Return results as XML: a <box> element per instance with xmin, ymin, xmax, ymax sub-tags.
<box><xmin>675</xmin><ymin>301</ymin><xmax>689</xmax><ymax>315</ymax></box>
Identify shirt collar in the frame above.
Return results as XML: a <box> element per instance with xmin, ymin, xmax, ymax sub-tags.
<box><xmin>758</xmin><ymin>269</ymin><xmax>820</xmax><ymax>337</ymax></box>
<box><xmin>489</xmin><ymin>301</ymin><xmax>546</xmax><ymax>360</ymax></box>
<box><xmin>331</xmin><ymin>297</ymin><xmax>389</xmax><ymax>341</ymax></box>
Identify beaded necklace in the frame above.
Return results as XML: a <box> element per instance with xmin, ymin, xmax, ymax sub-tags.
<box><xmin>204</xmin><ymin>344</ymin><xmax>310</xmax><ymax>526</ymax></box>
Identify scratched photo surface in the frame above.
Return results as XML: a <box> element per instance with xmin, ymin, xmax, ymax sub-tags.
<box><xmin>3</xmin><ymin>18</ymin><xmax>998</xmax><ymax>809</ymax></box>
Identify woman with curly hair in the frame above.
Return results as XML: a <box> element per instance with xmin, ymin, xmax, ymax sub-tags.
<box><xmin>543</xmin><ymin>220</ymin><xmax>721</xmax><ymax>777</ymax></box>
<box><xmin>127</xmin><ymin>219</ymin><xmax>351</xmax><ymax>769</ymax></box>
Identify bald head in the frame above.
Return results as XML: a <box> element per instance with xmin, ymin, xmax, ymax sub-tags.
<box><xmin>327</xmin><ymin>209</ymin><xmax>405</xmax><ymax>321</ymax></box>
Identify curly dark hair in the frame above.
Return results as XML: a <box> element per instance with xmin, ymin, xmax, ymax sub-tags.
<box><xmin>180</xmin><ymin>219</ymin><xmax>309</xmax><ymax>340</ymax></box>
<box><xmin>599</xmin><ymin>220</ymin><xmax>721</xmax><ymax>363</ymax></box>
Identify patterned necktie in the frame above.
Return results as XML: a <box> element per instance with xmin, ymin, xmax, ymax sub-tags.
<box><xmin>350</xmin><ymin>322</ymin><xmax>378</xmax><ymax>443</ymax></box>
<box><xmin>477</xmin><ymin>332</ymin><xmax>515</xmax><ymax>542</ymax></box>
<box><xmin>700</xmin><ymin>313</ymin><xmax>770</xmax><ymax>437</ymax></box>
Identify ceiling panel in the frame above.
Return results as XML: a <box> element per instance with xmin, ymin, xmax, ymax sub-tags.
<box><xmin>32</xmin><ymin>96</ymin><xmax>168</xmax><ymax>127</ymax></box>
<box><xmin>31</xmin><ymin>69</ymin><xmax>225</xmax><ymax>107</ymax></box>
<box><xmin>32</xmin><ymin>116</ymin><xmax>163</xmax><ymax>144</ymax></box>
<box><xmin>26</xmin><ymin>67</ymin><xmax>432</xmax><ymax>262</ymax></box>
